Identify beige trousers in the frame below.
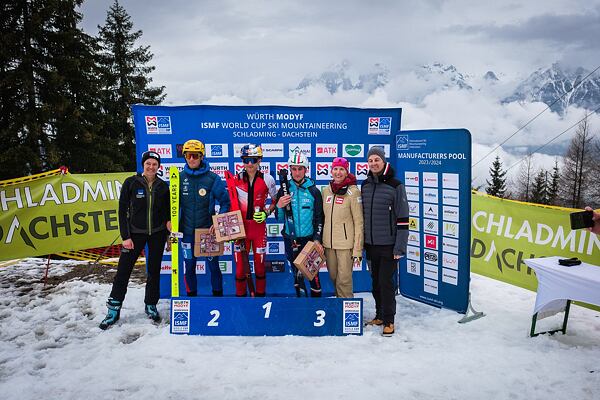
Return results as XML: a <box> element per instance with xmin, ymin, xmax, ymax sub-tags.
<box><xmin>324</xmin><ymin>248</ymin><xmax>353</xmax><ymax>298</ymax></box>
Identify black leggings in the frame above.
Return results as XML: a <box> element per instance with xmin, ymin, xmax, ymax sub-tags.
<box><xmin>109</xmin><ymin>230</ymin><xmax>168</xmax><ymax>305</ymax></box>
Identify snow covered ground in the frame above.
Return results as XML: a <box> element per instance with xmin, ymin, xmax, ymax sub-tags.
<box><xmin>1</xmin><ymin>258</ymin><xmax>599</xmax><ymax>400</ymax></box>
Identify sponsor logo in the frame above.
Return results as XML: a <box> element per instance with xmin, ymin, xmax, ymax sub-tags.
<box><xmin>368</xmin><ymin>117</ymin><xmax>392</xmax><ymax>135</ymax></box>
<box><xmin>442</xmin><ymin>173</ymin><xmax>459</xmax><ymax>189</ymax></box>
<box><xmin>423</xmin><ymin>218</ymin><xmax>438</xmax><ymax>235</ymax></box>
<box><xmin>260</xmin><ymin>143</ymin><xmax>284</xmax><ymax>158</ymax></box>
<box><xmin>424</xmin><ymin>278</ymin><xmax>438</xmax><ymax>295</ymax></box>
<box><xmin>423</xmin><ymin>250</ymin><xmax>438</xmax><ymax>264</ymax></box>
<box><xmin>195</xmin><ymin>261</ymin><xmax>206</xmax><ymax>274</ymax></box>
<box><xmin>442</xmin><ymin>268</ymin><xmax>458</xmax><ymax>285</ymax></box>
<box><xmin>259</xmin><ymin>162</ymin><xmax>270</xmax><ymax>175</ymax></box>
<box><xmin>219</xmin><ymin>261</ymin><xmax>233</xmax><ymax>274</ymax></box>
<box><xmin>343</xmin><ymin>144</ymin><xmax>364</xmax><ymax>157</ymax></box>
<box><xmin>276</xmin><ymin>162</ymin><xmax>289</xmax><ymax>173</ymax></box>
<box><xmin>404</xmin><ymin>171</ymin><xmax>419</xmax><ymax>186</ymax></box>
<box><xmin>233</xmin><ymin>143</ymin><xmax>251</xmax><ymax>157</ymax></box>
<box><xmin>423</xmin><ymin>188</ymin><xmax>438</xmax><ymax>204</ymax></box>
<box><xmin>266</xmin><ymin>260</ymin><xmax>286</xmax><ymax>273</ymax></box>
<box><xmin>423</xmin><ymin>264</ymin><xmax>438</xmax><ymax>280</ymax></box>
<box><xmin>335</xmin><ymin>197</ymin><xmax>344</xmax><ymax>204</ymax></box>
<box><xmin>408</xmin><ymin>202</ymin><xmax>420</xmax><ymax>217</ymax></box>
<box><xmin>267</xmin><ymin>223</ymin><xmax>282</xmax><ymax>237</ymax></box>
<box><xmin>355</xmin><ymin>163</ymin><xmax>369</xmax><ymax>179</ymax></box>
<box><xmin>209</xmin><ymin>162</ymin><xmax>229</xmax><ymax>179</ymax></box>
<box><xmin>223</xmin><ymin>241</ymin><xmax>232</xmax><ymax>255</ymax></box>
<box><xmin>158</xmin><ymin>163</ymin><xmax>184</xmax><ymax>182</ymax></box>
<box><xmin>171</xmin><ymin>300</ymin><xmax>190</xmax><ymax>333</ymax></box>
<box><xmin>407</xmin><ymin>260</ymin><xmax>420</xmax><ymax>276</ymax></box>
<box><xmin>422</xmin><ymin>172</ymin><xmax>438</xmax><ymax>188</ymax></box>
<box><xmin>442</xmin><ymin>206</ymin><xmax>459</xmax><ymax>222</ymax></box>
<box><xmin>406</xmin><ymin>186</ymin><xmax>420</xmax><ymax>202</ymax></box>
<box><xmin>160</xmin><ymin>261</ymin><xmax>171</xmax><ymax>274</ymax></box>
<box><xmin>207</xmin><ymin>143</ymin><xmax>229</xmax><ymax>158</ymax></box>
<box><xmin>325</xmin><ymin>195</ymin><xmax>333</xmax><ymax>204</ymax></box>
<box><xmin>408</xmin><ymin>232</ymin><xmax>420</xmax><ymax>246</ymax></box>
<box><xmin>424</xmin><ymin>235</ymin><xmax>438</xmax><ymax>250</ymax></box>
<box><xmin>423</xmin><ymin>204</ymin><xmax>438</xmax><ymax>219</ymax></box>
<box><xmin>396</xmin><ymin>134</ymin><xmax>409</xmax><ymax>150</ymax></box>
<box><xmin>148</xmin><ymin>144</ymin><xmax>172</xmax><ymax>158</ymax></box>
<box><xmin>442</xmin><ymin>253</ymin><xmax>459</xmax><ymax>270</ymax></box>
<box><xmin>409</xmin><ymin>217</ymin><xmax>420</xmax><ymax>231</ymax></box>
<box><xmin>442</xmin><ymin>189</ymin><xmax>460</xmax><ymax>206</ymax></box>
<box><xmin>289</xmin><ymin>143</ymin><xmax>311</xmax><ymax>157</ymax></box>
<box><xmin>268</xmin><ymin>242</ymin><xmax>284</xmax><ymax>255</ymax></box>
<box><xmin>443</xmin><ymin>222</ymin><xmax>459</xmax><ymax>238</ymax></box>
<box><xmin>316</xmin><ymin>163</ymin><xmax>331</xmax><ymax>177</ymax></box>
<box><xmin>442</xmin><ymin>237</ymin><xmax>459</xmax><ymax>254</ymax></box>
<box><xmin>343</xmin><ymin>300</ymin><xmax>361</xmax><ymax>334</ymax></box>
<box><xmin>316</xmin><ymin>144</ymin><xmax>338</xmax><ymax>157</ymax></box>
<box><xmin>145</xmin><ymin>116</ymin><xmax>171</xmax><ymax>134</ymax></box>
<box><xmin>234</xmin><ymin>163</ymin><xmax>244</xmax><ymax>174</ymax></box>
<box><xmin>368</xmin><ymin>144</ymin><xmax>391</xmax><ymax>158</ymax></box>
<box><xmin>407</xmin><ymin>246</ymin><xmax>420</xmax><ymax>261</ymax></box>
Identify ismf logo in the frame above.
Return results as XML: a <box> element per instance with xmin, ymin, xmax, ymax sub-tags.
<box><xmin>171</xmin><ymin>300</ymin><xmax>190</xmax><ymax>333</ymax></box>
<box><xmin>355</xmin><ymin>163</ymin><xmax>369</xmax><ymax>179</ymax></box>
<box><xmin>343</xmin><ymin>300</ymin><xmax>361</xmax><ymax>334</ymax></box>
<box><xmin>316</xmin><ymin>163</ymin><xmax>330</xmax><ymax>178</ymax></box>
<box><xmin>207</xmin><ymin>143</ymin><xmax>228</xmax><ymax>158</ymax></box>
<box><xmin>368</xmin><ymin>117</ymin><xmax>392</xmax><ymax>135</ymax></box>
<box><xmin>424</xmin><ymin>235</ymin><xmax>438</xmax><ymax>250</ymax></box>
<box><xmin>316</xmin><ymin>144</ymin><xmax>338</xmax><ymax>158</ymax></box>
<box><xmin>146</xmin><ymin>116</ymin><xmax>172</xmax><ymax>134</ymax></box>
<box><xmin>396</xmin><ymin>134</ymin><xmax>408</xmax><ymax>150</ymax></box>
<box><xmin>343</xmin><ymin>144</ymin><xmax>364</xmax><ymax>158</ymax></box>
<box><xmin>268</xmin><ymin>242</ymin><xmax>282</xmax><ymax>254</ymax></box>
<box><xmin>148</xmin><ymin>144</ymin><xmax>172</xmax><ymax>158</ymax></box>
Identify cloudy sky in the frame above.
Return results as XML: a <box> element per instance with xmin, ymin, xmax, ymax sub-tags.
<box><xmin>80</xmin><ymin>0</ymin><xmax>600</xmax><ymax>184</ymax></box>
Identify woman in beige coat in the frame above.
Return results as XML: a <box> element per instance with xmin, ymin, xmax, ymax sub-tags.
<box><xmin>321</xmin><ymin>157</ymin><xmax>364</xmax><ymax>297</ymax></box>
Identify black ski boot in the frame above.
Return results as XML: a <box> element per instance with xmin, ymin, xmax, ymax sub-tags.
<box><xmin>145</xmin><ymin>304</ymin><xmax>161</xmax><ymax>323</ymax></box>
<box><xmin>99</xmin><ymin>298</ymin><xmax>122</xmax><ymax>330</ymax></box>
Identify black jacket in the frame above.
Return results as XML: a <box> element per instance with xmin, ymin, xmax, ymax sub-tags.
<box><xmin>119</xmin><ymin>174</ymin><xmax>170</xmax><ymax>239</ymax></box>
<box><xmin>361</xmin><ymin>163</ymin><xmax>409</xmax><ymax>256</ymax></box>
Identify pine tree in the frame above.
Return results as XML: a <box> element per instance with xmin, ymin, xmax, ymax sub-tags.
<box><xmin>97</xmin><ymin>0</ymin><xmax>165</xmax><ymax>171</ymax></box>
<box><xmin>0</xmin><ymin>0</ymin><xmax>105</xmax><ymax>178</ymax></box>
<box><xmin>486</xmin><ymin>155</ymin><xmax>508</xmax><ymax>198</ymax></box>
<box><xmin>529</xmin><ymin>169</ymin><xmax>548</xmax><ymax>204</ymax></box>
<box><xmin>547</xmin><ymin>159</ymin><xmax>560</xmax><ymax>206</ymax></box>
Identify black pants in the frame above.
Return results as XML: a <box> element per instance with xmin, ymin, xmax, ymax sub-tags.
<box><xmin>283</xmin><ymin>236</ymin><xmax>322</xmax><ymax>297</ymax></box>
<box><xmin>109</xmin><ymin>230</ymin><xmax>168</xmax><ymax>305</ymax></box>
<box><xmin>365</xmin><ymin>244</ymin><xmax>397</xmax><ymax>324</ymax></box>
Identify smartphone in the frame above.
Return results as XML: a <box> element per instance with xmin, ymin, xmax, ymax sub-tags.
<box><xmin>558</xmin><ymin>257</ymin><xmax>581</xmax><ymax>267</ymax></box>
<box><xmin>570</xmin><ymin>210</ymin><xmax>594</xmax><ymax>230</ymax></box>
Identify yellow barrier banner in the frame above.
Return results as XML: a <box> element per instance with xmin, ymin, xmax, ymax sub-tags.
<box><xmin>0</xmin><ymin>172</ymin><xmax>131</xmax><ymax>261</ymax></box>
<box><xmin>471</xmin><ymin>192</ymin><xmax>600</xmax><ymax>291</ymax></box>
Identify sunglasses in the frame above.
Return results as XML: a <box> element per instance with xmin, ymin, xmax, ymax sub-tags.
<box><xmin>242</xmin><ymin>157</ymin><xmax>260</xmax><ymax>164</ymax></box>
<box><xmin>185</xmin><ymin>153</ymin><xmax>201</xmax><ymax>160</ymax></box>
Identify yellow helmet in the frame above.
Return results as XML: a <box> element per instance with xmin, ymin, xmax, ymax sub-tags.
<box><xmin>182</xmin><ymin>139</ymin><xmax>205</xmax><ymax>155</ymax></box>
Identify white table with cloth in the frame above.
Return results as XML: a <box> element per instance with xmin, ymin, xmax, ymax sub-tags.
<box><xmin>524</xmin><ymin>256</ymin><xmax>600</xmax><ymax>336</ymax></box>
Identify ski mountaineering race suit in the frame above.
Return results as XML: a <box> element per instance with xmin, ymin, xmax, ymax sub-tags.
<box><xmin>276</xmin><ymin>176</ymin><xmax>324</xmax><ymax>296</ymax></box>
<box><xmin>233</xmin><ymin>170</ymin><xmax>277</xmax><ymax>296</ymax></box>
<box><xmin>180</xmin><ymin>161</ymin><xmax>231</xmax><ymax>296</ymax></box>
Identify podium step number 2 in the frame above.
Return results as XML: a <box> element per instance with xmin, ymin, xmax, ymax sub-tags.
<box><xmin>171</xmin><ymin>297</ymin><xmax>363</xmax><ymax>336</ymax></box>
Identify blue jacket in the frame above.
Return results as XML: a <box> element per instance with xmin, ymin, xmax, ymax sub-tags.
<box><xmin>180</xmin><ymin>161</ymin><xmax>230</xmax><ymax>235</ymax></box>
<box><xmin>276</xmin><ymin>177</ymin><xmax>323</xmax><ymax>241</ymax></box>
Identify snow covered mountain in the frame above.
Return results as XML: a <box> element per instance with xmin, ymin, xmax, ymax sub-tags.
<box><xmin>504</xmin><ymin>63</ymin><xmax>600</xmax><ymax>114</ymax></box>
<box><xmin>415</xmin><ymin>62</ymin><xmax>473</xmax><ymax>90</ymax></box>
<box><xmin>296</xmin><ymin>61</ymin><xmax>389</xmax><ymax>94</ymax></box>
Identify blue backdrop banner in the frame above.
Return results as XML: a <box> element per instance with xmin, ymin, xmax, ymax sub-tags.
<box><xmin>132</xmin><ymin>105</ymin><xmax>401</xmax><ymax>297</ymax></box>
<box><xmin>395</xmin><ymin>129</ymin><xmax>471</xmax><ymax>313</ymax></box>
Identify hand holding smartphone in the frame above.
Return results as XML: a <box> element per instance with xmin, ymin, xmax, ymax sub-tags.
<box><xmin>570</xmin><ymin>210</ymin><xmax>594</xmax><ymax>230</ymax></box>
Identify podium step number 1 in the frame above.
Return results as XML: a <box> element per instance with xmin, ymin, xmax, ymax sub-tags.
<box><xmin>171</xmin><ymin>297</ymin><xmax>363</xmax><ymax>336</ymax></box>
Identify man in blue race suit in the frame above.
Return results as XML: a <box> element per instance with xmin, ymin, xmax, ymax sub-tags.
<box><xmin>276</xmin><ymin>151</ymin><xmax>324</xmax><ymax>297</ymax></box>
<box><xmin>179</xmin><ymin>139</ymin><xmax>231</xmax><ymax>296</ymax></box>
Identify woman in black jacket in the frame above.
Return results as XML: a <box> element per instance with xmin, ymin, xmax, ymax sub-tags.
<box><xmin>361</xmin><ymin>147</ymin><xmax>409</xmax><ymax>337</ymax></box>
<box><xmin>99</xmin><ymin>151</ymin><xmax>170</xmax><ymax>330</ymax></box>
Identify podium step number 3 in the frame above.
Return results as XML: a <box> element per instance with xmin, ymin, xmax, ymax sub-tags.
<box><xmin>171</xmin><ymin>297</ymin><xmax>363</xmax><ymax>336</ymax></box>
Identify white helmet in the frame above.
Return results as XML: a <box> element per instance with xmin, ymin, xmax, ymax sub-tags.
<box><xmin>288</xmin><ymin>151</ymin><xmax>309</xmax><ymax>168</ymax></box>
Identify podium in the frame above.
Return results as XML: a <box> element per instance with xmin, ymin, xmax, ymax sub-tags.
<box><xmin>171</xmin><ymin>297</ymin><xmax>363</xmax><ymax>336</ymax></box>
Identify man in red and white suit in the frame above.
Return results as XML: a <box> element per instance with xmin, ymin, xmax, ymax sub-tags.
<box><xmin>233</xmin><ymin>144</ymin><xmax>277</xmax><ymax>296</ymax></box>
